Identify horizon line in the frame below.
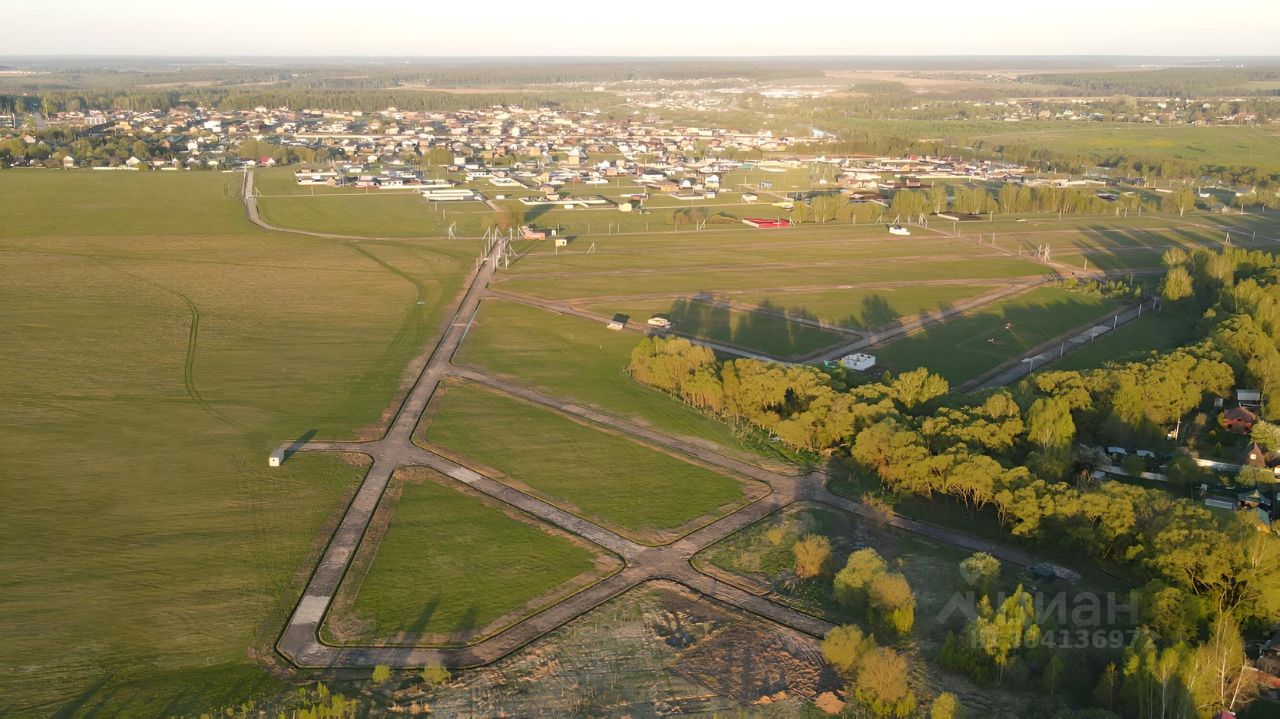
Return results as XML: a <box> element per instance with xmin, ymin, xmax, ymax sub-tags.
<box><xmin>4</xmin><ymin>53</ymin><xmax>1280</xmax><ymax>60</ymax></box>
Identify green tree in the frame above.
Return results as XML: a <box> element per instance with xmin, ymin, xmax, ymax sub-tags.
<box><xmin>1162</xmin><ymin>247</ymin><xmax>1189</xmax><ymax>268</ymax></box>
<box><xmin>1027</xmin><ymin>396</ymin><xmax>1075</xmax><ymax>451</ymax></box>
<box><xmin>1160</xmin><ymin>266</ymin><xmax>1194</xmax><ymax>302</ymax></box>
<box><xmin>834</xmin><ymin>548</ymin><xmax>887</xmax><ymax>609</ymax></box>
<box><xmin>930</xmin><ymin>692</ymin><xmax>959</xmax><ymax>719</ymax></box>
<box><xmin>1138</xmin><ymin>581</ymin><xmax>1208</xmax><ymax>644</ymax></box>
<box><xmin>822</xmin><ymin>624</ymin><xmax>874</xmax><ymax>676</ymax></box>
<box><xmin>890</xmin><ymin>368</ymin><xmax>949</xmax><ymax>410</ymax></box>
<box><xmin>1236</xmin><ymin>465</ymin><xmax>1271</xmax><ymax>487</ymax></box>
<box><xmin>968</xmin><ymin>584</ymin><xmax>1041</xmax><ymax>683</ymax></box>
<box><xmin>959</xmin><ymin>552</ymin><xmax>1001</xmax><ymax>596</ymax></box>
<box><xmin>371</xmin><ymin>664</ymin><xmax>392</xmax><ymax>684</ymax></box>
<box><xmin>1189</xmin><ymin>613</ymin><xmax>1258</xmax><ymax>715</ymax></box>
<box><xmin>1250</xmin><ymin>420</ymin><xmax>1280</xmax><ymax>450</ymax></box>
<box><xmin>1093</xmin><ymin>662</ymin><xmax>1117</xmax><ymax>711</ymax></box>
<box><xmin>853</xmin><ymin>647</ymin><xmax>918</xmax><ymax>718</ymax></box>
<box><xmin>1042</xmin><ymin>654</ymin><xmax>1065</xmax><ymax>696</ymax></box>
<box><xmin>1162</xmin><ymin>187</ymin><xmax>1196</xmax><ymax>216</ymax></box>
<box><xmin>868</xmin><ymin>571</ymin><xmax>916</xmax><ymax>635</ymax></box>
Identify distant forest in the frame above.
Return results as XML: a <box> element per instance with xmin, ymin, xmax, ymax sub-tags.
<box><xmin>0</xmin><ymin>59</ymin><xmax>833</xmax><ymax>114</ymax></box>
<box><xmin>1020</xmin><ymin>67</ymin><xmax>1280</xmax><ymax>97</ymax></box>
<box><xmin>1</xmin><ymin>88</ymin><xmax>620</xmax><ymax>114</ymax></box>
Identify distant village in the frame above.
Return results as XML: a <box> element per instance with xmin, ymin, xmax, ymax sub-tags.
<box><xmin>0</xmin><ymin>92</ymin><xmax>1269</xmax><ymax>177</ymax></box>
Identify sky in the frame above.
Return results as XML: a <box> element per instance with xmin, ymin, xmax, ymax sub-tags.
<box><xmin>6</xmin><ymin>0</ymin><xmax>1280</xmax><ymax>57</ymax></box>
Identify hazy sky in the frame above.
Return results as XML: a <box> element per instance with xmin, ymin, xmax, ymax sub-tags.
<box><xmin>7</xmin><ymin>0</ymin><xmax>1280</xmax><ymax>56</ymax></box>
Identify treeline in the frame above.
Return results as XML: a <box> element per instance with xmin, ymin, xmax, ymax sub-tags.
<box><xmin>629</xmin><ymin>246</ymin><xmax>1280</xmax><ymax>636</ymax></box>
<box><xmin>634</xmin><ymin>330</ymin><xmax>1274</xmax><ymax>711</ymax></box>
<box><xmin>792</xmin><ymin>129</ymin><xmax>947</xmax><ymax>160</ymax></box>
<box><xmin>1019</xmin><ymin>67</ymin><xmax>1280</xmax><ymax>98</ymax></box>
<box><xmin>372</xmin><ymin>61</ymin><xmax>824</xmax><ymax>88</ymax></box>
<box><xmin>28</xmin><ymin>88</ymin><xmax>619</xmax><ymax>114</ymax></box>
<box><xmin>889</xmin><ymin>183</ymin><xmax>1151</xmax><ymax>218</ymax></box>
<box><xmin>0</xmin><ymin>94</ymin><xmax>41</xmax><ymax>113</ymax></box>
<box><xmin>1161</xmin><ymin>245</ymin><xmax>1280</xmax><ymax>419</ymax></box>
<box><xmin>8</xmin><ymin>60</ymin><xmax>828</xmax><ymax>113</ymax></box>
<box><xmin>884</xmin><ymin>183</ymin><xmax>1250</xmax><ymax>218</ymax></box>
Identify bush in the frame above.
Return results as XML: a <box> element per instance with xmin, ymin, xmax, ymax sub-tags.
<box><xmin>867</xmin><ymin>572</ymin><xmax>915</xmax><ymax>636</ymax></box>
<box><xmin>793</xmin><ymin>534</ymin><xmax>832</xmax><ymax>579</ymax></box>
<box><xmin>930</xmin><ymin>692</ymin><xmax>959</xmax><ymax>719</ymax></box>
<box><xmin>821</xmin><ymin>624</ymin><xmax>873</xmax><ymax>676</ymax></box>
<box><xmin>958</xmin><ymin>552</ymin><xmax>1001</xmax><ymax>596</ymax></box>
<box><xmin>419</xmin><ymin>663</ymin><xmax>450</xmax><ymax>687</ymax></box>
<box><xmin>853</xmin><ymin>647</ymin><xmax>917</xmax><ymax>718</ymax></box>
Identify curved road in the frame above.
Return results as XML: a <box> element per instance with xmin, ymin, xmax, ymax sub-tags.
<box><xmin>261</xmin><ymin>172</ymin><xmax>1049</xmax><ymax>670</ymax></box>
<box><xmin>242</xmin><ymin>170</ymin><xmax>446</xmax><ymax>242</ymax></box>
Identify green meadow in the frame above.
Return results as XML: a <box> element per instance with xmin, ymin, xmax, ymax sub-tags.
<box><xmin>0</xmin><ymin>170</ymin><xmax>481</xmax><ymax>714</ymax></box>
<box><xmin>326</xmin><ymin>467</ymin><xmax>612</xmax><ymax>645</ymax></box>
<box><xmin>420</xmin><ymin>383</ymin><xmax>754</xmax><ymax>541</ymax></box>
<box><xmin>454</xmin><ymin>298</ymin><xmax>750</xmax><ymax>453</ymax></box>
<box><xmin>874</xmin><ymin>286</ymin><xmax>1123</xmax><ymax>385</ymax></box>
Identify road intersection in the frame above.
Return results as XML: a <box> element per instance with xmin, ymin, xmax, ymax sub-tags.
<box><xmin>248</xmin><ymin>171</ymin><xmax>1042</xmax><ymax>670</ymax></box>
<box><xmin>271</xmin><ymin>241</ymin><xmax>1037</xmax><ymax>672</ymax></box>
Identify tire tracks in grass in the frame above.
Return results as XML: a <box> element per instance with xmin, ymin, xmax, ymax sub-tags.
<box><xmin>93</xmin><ymin>258</ymin><xmax>239</xmax><ymax>427</ymax></box>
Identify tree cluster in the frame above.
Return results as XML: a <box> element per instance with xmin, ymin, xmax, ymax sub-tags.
<box><xmin>821</xmin><ymin>625</ymin><xmax>918</xmax><ymax>718</ymax></box>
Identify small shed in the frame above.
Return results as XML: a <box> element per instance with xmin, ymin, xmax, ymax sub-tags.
<box><xmin>269</xmin><ymin>448</ymin><xmax>284</xmax><ymax>467</ymax></box>
<box><xmin>1236</xmin><ymin>388</ymin><xmax>1262</xmax><ymax>408</ymax></box>
<box><xmin>840</xmin><ymin>353</ymin><xmax>876</xmax><ymax>372</ymax></box>
<box><xmin>742</xmin><ymin>217</ymin><xmax>791</xmax><ymax>229</ymax></box>
<box><xmin>647</xmin><ymin>315</ymin><xmax>672</xmax><ymax>328</ymax></box>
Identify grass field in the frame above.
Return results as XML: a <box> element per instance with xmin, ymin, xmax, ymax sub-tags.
<box><xmin>498</xmin><ymin>255</ymin><xmax>1049</xmax><ymax>301</ymax></box>
<box><xmin>1049</xmin><ymin>305</ymin><xmax>1201</xmax><ymax>372</ymax></box>
<box><xmin>257</xmin><ymin>192</ymin><xmax>446</xmax><ymax>237</ymax></box>
<box><xmin>326</xmin><ymin>467</ymin><xmax>612</xmax><ymax>645</ymax></box>
<box><xmin>703</xmin><ymin>283</ymin><xmax>1003</xmax><ymax>331</ymax></box>
<box><xmin>454</xmin><ymin>299</ymin><xmax>752</xmax><ymax>454</ymax></box>
<box><xmin>0</xmin><ymin>169</ymin><xmax>256</xmax><ymax>237</ymax></box>
<box><xmin>255</xmin><ymin>167</ymin><xmax>498</xmax><ymax>237</ymax></box>
<box><xmin>962</xmin><ymin>123</ymin><xmax>1280</xmax><ymax>167</ymax></box>
<box><xmin>874</xmin><ymin>286</ymin><xmax>1123</xmax><ymax>385</ymax></box>
<box><xmin>420</xmin><ymin>383</ymin><xmax>756</xmax><ymax>541</ymax></box>
<box><xmin>503</xmin><ymin>227</ymin><xmax>994</xmax><ymax>276</ymax></box>
<box><xmin>0</xmin><ymin>170</ymin><xmax>482</xmax><ymax>714</ymax></box>
<box><xmin>586</xmin><ymin>297</ymin><xmax>848</xmax><ymax>359</ymax></box>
